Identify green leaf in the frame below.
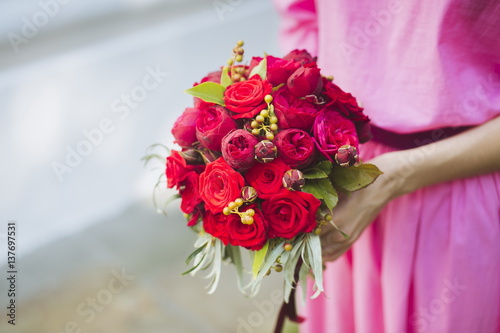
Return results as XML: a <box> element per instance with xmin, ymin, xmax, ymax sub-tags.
<box><xmin>302</xmin><ymin>160</ymin><xmax>333</xmax><ymax>179</ymax></box>
<box><xmin>249</xmin><ymin>57</ymin><xmax>267</xmax><ymax>79</ymax></box>
<box><xmin>316</xmin><ymin>160</ymin><xmax>333</xmax><ymax>175</ymax></box>
<box><xmin>305</xmin><ymin>234</ymin><xmax>324</xmax><ymax>299</ymax></box>
<box><xmin>331</xmin><ymin>163</ymin><xmax>383</xmax><ymax>192</ymax></box>
<box><xmin>220</xmin><ymin>66</ymin><xmax>233</xmax><ymax>88</ymax></box>
<box><xmin>225</xmin><ymin>246</ymin><xmax>245</xmax><ymax>293</ymax></box>
<box><xmin>185</xmin><ymin>244</ymin><xmax>206</xmax><ymax>266</ymax></box>
<box><xmin>249</xmin><ymin>240</ymin><xmax>285</xmax><ymax>295</ymax></box>
<box><xmin>303</xmin><ymin>168</ymin><xmax>329</xmax><ymax>179</ymax></box>
<box><xmin>165</xmin><ymin>193</ymin><xmax>181</xmax><ymax>208</ymax></box>
<box><xmin>252</xmin><ymin>241</ymin><xmax>269</xmax><ymax>278</ymax></box>
<box><xmin>302</xmin><ymin>178</ymin><xmax>339</xmax><ymax>211</ymax></box>
<box><xmin>185</xmin><ymin>82</ymin><xmax>225</xmax><ymax>106</ymax></box>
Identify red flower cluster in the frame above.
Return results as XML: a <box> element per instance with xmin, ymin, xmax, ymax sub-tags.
<box><xmin>166</xmin><ymin>49</ymin><xmax>370</xmax><ymax>250</ymax></box>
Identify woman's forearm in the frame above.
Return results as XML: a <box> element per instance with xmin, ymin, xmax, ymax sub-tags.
<box><xmin>380</xmin><ymin>115</ymin><xmax>500</xmax><ymax>199</ymax></box>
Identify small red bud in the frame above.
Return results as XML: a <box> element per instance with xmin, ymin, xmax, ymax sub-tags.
<box><xmin>254</xmin><ymin>140</ymin><xmax>277</xmax><ymax>163</ymax></box>
<box><xmin>179</xmin><ymin>149</ymin><xmax>202</xmax><ymax>164</ymax></box>
<box><xmin>282</xmin><ymin>169</ymin><xmax>305</xmax><ymax>191</ymax></box>
<box><xmin>241</xmin><ymin>186</ymin><xmax>258</xmax><ymax>202</ymax></box>
<box><xmin>335</xmin><ymin>145</ymin><xmax>358</xmax><ymax>167</ymax></box>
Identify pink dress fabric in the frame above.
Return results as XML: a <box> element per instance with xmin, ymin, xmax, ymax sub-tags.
<box><xmin>274</xmin><ymin>1</ymin><xmax>500</xmax><ymax>332</ymax></box>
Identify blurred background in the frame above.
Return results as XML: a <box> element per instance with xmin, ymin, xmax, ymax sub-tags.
<box><xmin>0</xmin><ymin>0</ymin><xmax>299</xmax><ymax>332</ymax></box>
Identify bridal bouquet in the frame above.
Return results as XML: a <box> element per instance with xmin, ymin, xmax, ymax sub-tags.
<box><xmin>156</xmin><ymin>41</ymin><xmax>381</xmax><ymax>329</ymax></box>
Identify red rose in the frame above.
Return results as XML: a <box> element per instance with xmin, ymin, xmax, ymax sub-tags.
<box><xmin>179</xmin><ymin>171</ymin><xmax>202</xmax><ymax>214</ymax></box>
<box><xmin>282</xmin><ymin>49</ymin><xmax>317</xmax><ymax>66</ymax></box>
<box><xmin>287</xmin><ymin>66</ymin><xmax>323</xmax><ymax>98</ymax></box>
<box><xmin>245</xmin><ymin>159</ymin><xmax>290</xmax><ymax>199</ymax></box>
<box><xmin>249</xmin><ymin>56</ymin><xmax>300</xmax><ymax>86</ymax></box>
<box><xmin>275</xmin><ymin>129</ymin><xmax>316</xmax><ymax>169</ymax></box>
<box><xmin>172</xmin><ymin>107</ymin><xmax>200</xmax><ymax>148</ymax></box>
<box><xmin>203</xmin><ymin>211</ymin><xmax>229</xmax><ymax>245</ymax></box>
<box><xmin>221</xmin><ymin>129</ymin><xmax>258</xmax><ymax>170</ymax></box>
<box><xmin>166</xmin><ymin>150</ymin><xmax>190</xmax><ymax>189</ymax></box>
<box><xmin>272</xmin><ymin>87</ymin><xmax>320</xmax><ymax>131</ymax></box>
<box><xmin>223</xmin><ymin>78</ymin><xmax>272</xmax><ymax>119</ymax></box>
<box><xmin>313</xmin><ymin>109</ymin><xmax>359</xmax><ymax>160</ymax></box>
<box><xmin>196</xmin><ymin>105</ymin><xmax>237</xmax><ymax>151</ymax></box>
<box><xmin>227</xmin><ymin>205</ymin><xmax>268</xmax><ymax>250</ymax></box>
<box><xmin>199</xmin><ymin>157</ymin><xmax>245</xmax><ymax>213</ymax></box>
<box><xmin>262</xmin><ymin>190</ymin><xmax>321</xmax><ymax>239</ymax></box>
<box><xmin>187</xmin><ymin>207</ymin><xmax>203</xmax><ymax>227</ymax></box>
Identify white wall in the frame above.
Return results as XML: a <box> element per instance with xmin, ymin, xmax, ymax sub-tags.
<box><xmin>0</xmin><ymin>0</ymin><xmax>280</xmax><ymax>258</ymax></box>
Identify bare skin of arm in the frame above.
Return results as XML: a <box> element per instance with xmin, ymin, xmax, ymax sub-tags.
<box><xmin>321</xmin><ymin>115</ymin><xmax>500</xmax><ymax>262</ymax></box>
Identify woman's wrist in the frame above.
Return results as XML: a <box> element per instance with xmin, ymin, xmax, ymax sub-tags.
<box><xmin>368</xmin><ymin>149</ymin><xmax>423</xmax><ymax>202</ymax></box>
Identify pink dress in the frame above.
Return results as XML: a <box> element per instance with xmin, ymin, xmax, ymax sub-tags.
<box><xmin>274</xmin><ymin>1</ymin><xmax>500</xmax><ymax>332</ymax></box>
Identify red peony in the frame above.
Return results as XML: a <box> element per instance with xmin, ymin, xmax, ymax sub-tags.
<box><xmin>196</xmin><ymin>105</ymin><xmax>237</xmax><ymax>151</ymax></box>
<box><xmin>203</xmin><ymin>211</ymin><xmax>229</xmax><ymax>245</ymax></box>
<box><xmin>272</xmin><ymin>87</ymin><xmax>320</xmax><ymax>132</ymax></box>
<box><xmin>223</xmin><ymin>77</ymin><xmax>272</xmax><ymax>119</ymax></box>
<box><xmin>226</xmin><ymin>205</ymin><xmax>268</xmax><ymax>250</ymax></box>
<box><xmin>313</xmin><ymin>109</ymin><xmax>359</xmax><ymax>160</ymax></box>
<box><xmin>199</xmin><ymin>158</ymin><xmax>245</xmax><ymax>213</ymax></box>
<box><xmin>199</xmin><ymin>71</ymin><xmax>222</xmax><ymax>84</ymax></box>
<box><xmin>172</xmin><ymin>107</ymin><xmax>200</xmax><ymax>148</ymax></box>
<box><xmin>261</xmin><ymin>190</ymin><xmax>321</xmax><ymax>239</ymax></box>
<box><xmin>245</xmin><ymin>159</ymin><xmax>290</xmax><ymax>199</ymax></box>
<box><xmin>282</xmin><ymin>49</ymin><xmax>317</xmax><ymax>66</ymax></box>
<box><xmin>221</xmin><ymin>129</ymin><xmax>258</xmax><ymax>170</ymax></box>
<box><xmin>322</xmin><ymin>79</ymin><xmax>371</xmax><ymax>142</ymax></box>
<box><xmin>274</xmin><ymin>129</ymin><xmax>316</xmax><ymax>169</ymax></box>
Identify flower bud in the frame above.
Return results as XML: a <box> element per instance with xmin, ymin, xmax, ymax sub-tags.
<box><xmin>282</xmin><ymin>169</ymin><xmax>305</xmax><ymax>191</ymax></box>
<box><xmin>254</xmin><ymin>140</ymin><xmax>277</xmax><ymax>163</ymax></box>
<box><xmin>335</xmin><ymin>145</ymin><xmax>358</xmax><ymax>167</ymax></box>
<box><xmin>241</xmin><ymin>186</ymin><xmax>258</xmax><ymax>202</ymax></box>
<box><xmin>179</xmin><ymin>149</ymin><xmax>203</xmax><ymax>164</ymax></box>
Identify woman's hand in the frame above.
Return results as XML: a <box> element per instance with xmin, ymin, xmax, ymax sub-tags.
<box><xmin>321</xmin><ymin>115</ymin><xmax>500</xmax><ymax>262</ymax></box>
<box><xmin>320</xmin><ymin>152</ymin><xmax>399</xmax><ymax>262</ymax></box>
